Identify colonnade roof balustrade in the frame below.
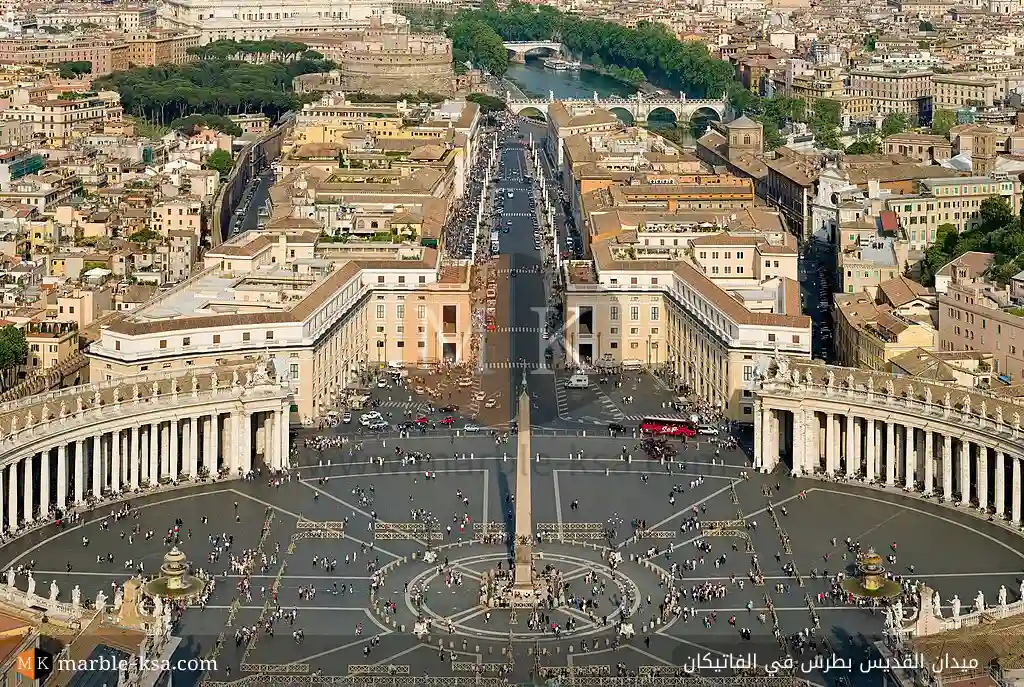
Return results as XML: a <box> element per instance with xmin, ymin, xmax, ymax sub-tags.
<box><xmin>0</xmin><ymin>361</ymin><xmax>292</xmax><ymax>466</ymax></box>
<box><xmin>758</xmin><ymin>357</ymin><xmax>1024</xmax><ymax>441</ymax></box>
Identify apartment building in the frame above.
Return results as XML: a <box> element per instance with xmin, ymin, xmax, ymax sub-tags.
<box><xmin>883</xmin><ymin>133</ymin><xmax>953</xmax><ymax>163</ymax></box>
<box><xmin>0</xmin><ymin>38</ymin><xmax>130</xmax><ymax>76</ymax></box>
<box><xmin>834</xmin><ymin>292</ymin><xmax>937</xmax><ymax>371</ymax></box>
<box><xmin>1</xmin><ymin>92</ymin><xmax>123</xmax><ymax>144</ymax></box>
<box><xmin>563</xmin><ymin>172</ymin><xmax>810</xmax><ymax>420</ymax></box>
<box><xmin>23</xmin><ymin>321</ymin><xmax>79</xmax><ymax>377</ymax></box>
<box><xmin>932</xmin><ymin>74</ymin><xmax>1000</xmax><ymax>110</ymax></box>
<box><xmin>88</xmin><ymin>231</ymin><xmax>473</xmax><ymax>420</ymax></box>
<box><xmin>35</xmin><ymin>5</ymin><xmax>157</xmax><ymax>31</ymax></box>
<box><xmin>839</xmin><ymin>235</ymin><xmax>907</xmax><ymax>297</ymax></box>
<box><xmin>846</xmin><ymin>68</ymin><xmax>934</xmax><ymax>119</ymax></box>
<box><xmin>888</xmin><ymin>176</ymin><xmax>1023</xmax><ymax>243</ymax></box>
<box><xmin>124</xmin><ymin>31</ymin><xmax>202</xmax><ymax>66</ymax></box>
<box><xmin>547</xmin><ymin>101</ymin><xmax>621</xmax><ymax>169</ymax></box>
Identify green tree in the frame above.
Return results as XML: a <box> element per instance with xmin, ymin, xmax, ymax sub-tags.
<box><xmin>727</xmin><ymin>86</ymin><xmax>759</xmax><ymax>116</ymax></box>
<box><xmin>129</xmin><ymin>228</ymin><xmax>160</xmax><ymax>243</ymax></box>
<box><xmin>846</xmin><ymin>136</ymin><xmax>881</xmax><ymax>155</ymax></box>
<box><xmin>170</xmin><ymin>113</ymin><xmax>243</xmax><ymax>136</ymax></box>
<box><xmin>919</xmin><ymin>198</ymin><xmax>1024</xmax><ymax>285</ymax></box>
<box><xmin>466</xmin><ymin>92</ymin><xmax>507</xmax><ymax>113</ymax></box>
<box><xmin>0</xmin><ymin>326</ymin><xmax>27</xmax><ymax>391</ymax></box>
<box><xmin>810</xmin><ymin>99</ymin><xmax>842</xmax><ymax>150</ymax></box>
<box><xmin>931</xmin><ymin>108</ymin><xmax>957</xmax><ymax>137</ymax></box>
<box><xmin>56</xmin><ymin>60</ymin><xmax>92</xmax><ymax>78</ymax></box>
<box><xmin>919</xmin><ymin>20</ymin><xmax>934</xmax><ymax>31</ymax></box>
<box><xmin>205</xmin><ymin>149</ymin><xmax>235</xmax><ymax>178</ymax></box>
<box><xmin>880</xmin><ymin>112</ymin><xmax>908</xmax><ymax>138</ymax></box>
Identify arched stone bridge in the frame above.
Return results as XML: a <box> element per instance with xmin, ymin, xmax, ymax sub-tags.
<box><xmin>507</xmin><ymin>92</ymin><xmax>728</xmax><ymax>125</ymax></box>
<box><xmin>503</xmin><ymin>41</ymin><xmax>563</xmax><ymax>62</ymax></box>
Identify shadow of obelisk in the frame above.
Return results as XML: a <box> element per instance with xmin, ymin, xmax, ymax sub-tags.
<box><xmin>512</xmin><ymin>372</ymin><xmax>536</xmax><ymax>602</ymax></box>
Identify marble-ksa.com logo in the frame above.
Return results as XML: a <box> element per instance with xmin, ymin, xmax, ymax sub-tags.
<box><xmin>16</xmin><ymin>648</ymin><xmax>53</xmax><ymax>683</ymax></box>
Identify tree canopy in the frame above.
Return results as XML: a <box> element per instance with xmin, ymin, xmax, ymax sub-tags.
<box><xmin>467</xmin><ymin>92</ymin><xmax>507</xmax><ymax>113</ymax></box>
<box><xmin>931</xmin><ymin>108</ymin><xmax>957</xmax><ymax>137</ymax></box>
<box><xmin>0</xmin><ymin>326</ymin><xmax>26</xmax><ymax>391</ymax></box>
<box><xmin>56</xmin><ymin>60</ymin><xmax>92</xmax><ymax>78</ymax></box>
<box><xmin>880</xmin><ymin>112</ymin><xmax>909</xmax><ymax>138</ymax></box>
<box><xmin>809</xmin><ymin>99</ymin><xmax>842</xmax><ymax>150</ymax></box>
<box><xmin>727</xmin><ymin>92</ymin><xmax>804</xmax><ymax>151</ymax></box>
<box><xmin>920</xmin><ymin>197</ymin><xmax>1024</xmax><ymax>285</ymax></box>
<box><xmin>449</xmin><ymin>19</ymin><xmax>509</xmax><ymax>76</ymax></box>
<box><xmin>846</xmin><ymin>135</ymin><xmax>881</xmax><ymax>155</ymax></box>
<box><xmin>187</xmin><ymin>39</ymin><xmax>313</xmax><ymax>61</ymax></box>
<box><xmin>447</xmin><ymin>2</ymin><xmax>735</xmax><ymax>96</ymax></box>
<box><xmin>204</xmin><ymin>149</ymin><xmax>235</xmax><ymax>178</ymax></box>
<box><xmin>171</xmin><ymin>113</ymin><xmax>243</xmax><ymax>137</ymax></box>
<box><xmin>93</xmin><ymin>57</ymin><xmax>334</xmax><ymax>125</ymax></box>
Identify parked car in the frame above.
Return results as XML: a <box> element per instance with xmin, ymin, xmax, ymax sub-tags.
<box><xmin>608</xmin><ymin>422</ymin><xmax>626</xmax><ymax>433</ymax></box>
<box><xmin>440</xmin><ymin>404</ymin><xmax>459</xmax><ymax>412</ymax></box>
<box><xmin>440</xmin><ymin>416</ymin><xmax>456</xmax><ymax>426</ymax></box>
<box><xmin>463</xmin><ymin>423</ymin><xmax>481</xmax><ymax>433</ymax></box>
<box><xmin>368</xmin><ymin>420</ymin><xmax>389</xmax><ymax>431</ymax></box>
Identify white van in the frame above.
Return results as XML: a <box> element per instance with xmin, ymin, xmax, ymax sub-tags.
<box><xmin>565</xmin><ymin>374</ymin><xmax>589</xmax><ymax>389</ymax></box>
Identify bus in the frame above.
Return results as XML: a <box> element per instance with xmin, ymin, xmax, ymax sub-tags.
<box><xmin>490</xmin><ymin>231</ymin><xmax>500</xmax><ymax>255</ymax></box>
<box><xmin>639</xmin><ymin>416</ymin><xmax>697</xmax><ymax>438</ymax></box>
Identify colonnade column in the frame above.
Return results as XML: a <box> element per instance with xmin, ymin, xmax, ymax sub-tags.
<box><xmin>923</xmin><ymin>430</ymin><xmax>934</xmax><ymax>496</ymax></box>
<box><xmin>111</xmin><ymin>429</ymin><xmax>121</xmax><ymax>494</ymax></box>
<box><xmin>865</xmin><ymin>418</ymin><xmax>876</xmax><ymax>481</ymax></box>
<box><xmin>150</xmin><ymin>423</ymin><xmax>159</xmax><ymax>484</ymax></box>
<box><xmin>92</xmin><ymin>434</ymin><xmax>102</xmax><ymax>497</ymax></box>
<box><xmin>230</xmin><ymin>412</ymin><xmax>241</xmax><ymax>474</ymax></box>
<box><xmin>753</xmin><ymin>401</ymin><xmax>763</xmax><ymax>469</ymax></box>
<box><xmin>160</xmin><ymin>421</ymin><xmax>170</xmax><ymax>479</ymax></box>
<box><xmin>885</xmin><ymin>422</ymin><xmax>895</xmax><ymax>486</ymax></box>
<box><xmin>960</xmin><ymin>440</ymin><xmax>972</xmax><ymax>506</ymax></box>
<box><xmin>169</xmin><ymin>419</ymin><xmax>179</xmax><ymax>481</ymax></box>
<box><xmin>942</xmin><ymin>435</ymin><xmax>953</xmax><ymax>501</ymax></box>
<box><xmin>7</xmin><ymin>463</ymin><xmax>15</xmax><ymax>531</ymax></box>
<box><xmin>825</xmin><ymin>413</ymin><xmax>836</xmax><ymax>475</ymax></box>
<box><xmin>40</xmin><ymin>449</ymin><xmax>50</xmax><ymax>518</ymax></box>
<box><xmin>189</xmin><ymin>417</ymin><xmax>200</xmax><ymax>478</ymax></box>
<box><xmin>904</xmin><ymin>427</ymin><xmax>915</xmax><ymax>490</ymax></box>
<box><xmin>56</xmin><ymin>444</ymin><xmax>67</xmax><ymax>510</ymax></box>
<box><xmin>22</xmin><ymin>455</ymin><xmax>32</xmax><ymax>524</ymax></box>
<box><xmin>74</xmin><ymin>440</ymin><xmax>84</xmax><ymax>504</ymax></box>
<box><xmin>978</xmin><ymin>447</ymin><xmax>989</xmax><ymax>512</ymax></box>
<box><xmin>845</xmin><ymin>415</ymin><xmax>857</xmax><ymax>477</ymax></box>
<box><xmin>130</xmin><ymin>427</ymin><xmax>140</xmax><ymax>490</ymax></box>
<box><xmin>1013</xmin><ymin>457</ymin><xmax>1022</xmax><ymax>526</ymax></box>
<box><xmin>996</xmin><ymin>451</ymin><xmax>1006</xmax><ymax>518</ymax></box>
<box><xmin>804</xmin><ymin>411</ymin><xmax>817</xmax><ymax>473</ymax></box>
<box><xmin>208</xmin><ymin>413</ymin><xmax>219</xmax><ymax>476</ymax></box>
<box><xmin>279</xmin><ymin>407</ymin><xmax>290</xmax><ymax>469</ymax></box>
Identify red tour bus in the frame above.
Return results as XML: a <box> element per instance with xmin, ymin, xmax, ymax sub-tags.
<box><xmin>639</xmin><ymin>416</ymin><xmax>697</xmax><ymax>438</ymax></box>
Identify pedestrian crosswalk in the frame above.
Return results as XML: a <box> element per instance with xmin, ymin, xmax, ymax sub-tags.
<box><xmin>489</xmin><ymin>326</ymin><xmax>542</xmax><ymax>333</ymax></box>
<box><xmin>482</xmin><ymin>361</ymin><xmax>552</xmax><ymax>369</ymax></box>
<box><xmin>492</xmin><ymin>267</ymin><xmax>542</xmax><ymax>275</ymax></box>
<box><xmin>497</xmin><ymin>212</ymin><xmax>534</xmax><ymax>218</ymax></box>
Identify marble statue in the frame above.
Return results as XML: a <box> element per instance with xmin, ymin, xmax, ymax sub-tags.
<box><xmin>172</xmin><ymin>379</ymin><xmax>180</xmax><ymax>395</ymax></box>
<box><xmin>998</xmin><ymin>405</ymin><xmax>1004</xmax><ymax>426</ymax></box>
<box><xmin>26</xmin><ymin>573</ymin><xmax>35</xmax><ymax>597</ymax></box>
<box><xmin>71</xmin><ymin>585</ymin><xmax>81</xmax><ymax>608</ymax></box>
<box><xmin>933</xmin><ymin>590</ymin><xmax>942</xmax><ymax>617</ymax></box>
<box><xmin>892</xmin><ymin>599</ymin><xmax>903</xmax><ymax>625</ymax></box>
<box><xmin>9</xmin><ymin>417</ymin><xmax>17</xmax><ymax>434</ymax></box>
<box><xmin>1000</xmin><ymin>585</ymin><xmax>1008</xmax><ymax>608</ymax></box>
<box><xmin>925</xmin><ymin>386</ymin><xmax>933</xmax><ymax>405</ymax></box>
<box><xmin>867</xmin><ymin>377</ymin><xmax>875</xmax><ymax>394</ymax></box>
<box><xmin>951</xmin><ymin>595</ymin><xmax>961</xmax><ymax>617</ymax></box>
<box><xmin>151</xmin><ymin>382</ymin><xmax>159</xmax><ymax>398</ymax></box>
<box><xmin>23</xmin><ymin>411</ymin><xmax>33</xmax><ymax>428</ymax></box>
<box><xmin>40</xmin><ymin>405</ymin><xmax>49</xmax><ymax>422</ymax></box>
<box><xmin>93</xmin><ymin>391</ymin><xmax>101</xmax><ymax>407</ymax></box>
<box><xmin>245</xmin><ymin>371</ymin><xmax>253</xmax><ymax>386</ymax></box>
<box><xmin>5</xmin><ymin>569</ymin><xmax>13</xmax><ymax>587</ymax></box>
<box><xmin>49</xmin><ymin>580</ymin><xmax>58</xmax><ymax>601</ymax></box>
<box><xmin>132</xmin><ymin>384</ymin><xmax>140</xmax><ymax>401</ymax></box>
<box><xmin>96</xmin><ymin>590</ymin><xmax>107</xmax><ymax>613</ymax></box>
<box><xmin>827</xmin><ymin>370</ymin><xmax>836</xmax><ymax>387</ymax></box>
<box><xmin>231</xmin><ymin>369</ymin><xmax>240</xmax><ymax>387</ymax></box>
<box><xmin>776</xmin><ymin>356</ymin><xmax>790</xmax><ymax>379</ymax></box>
<box><xmin>114</xmin><ymin>588</ymin><xmax>123</xmax><ymax>611</ymax></box>
<box><xmin>253</xmin><ymin>361</ymin><xmax>270</xmax><ymax>385</ymax></box>
<box><xmin>76</xmin><ymin>397</ymin><xmax>84</xmax><ymax>414</ymax></box>
<box><xmin>211</xmin><ymin>372</ymin><xmax>219</xmax><ymax>390</ymax></box>
<box><xmin>884</xmin><ymin>379</ymin><xmax>895</xmax><ymax>396</ymax></box>
<box><xmin>191</xmin><ymin>374</ymin><xmax>199</xmax><ymax>394</ymax></box>
<box><xmin>944</xmin><ymin>392</ymin><xmax>952</xmax><ymax>409</ymax></box>
<box><xmin>153</xmin><ymin>595</ymin><xmax>163</xmax><ymax>619</ymax></box>
<box><xmin>791</xmin><ymin>369</ymin><xmax>801</xmax><ymax>385</ymax></box>
<box><xmin>905</xmin><ymin>384</ymin><xmax>915</xmax><ymax>401</ymax></box>
<box><xmin>975</xmin><ymin>590</ymin><xmax>985</xmax><ymax>612</ymax></box>
<box><xmin>962</xmin><ymin>395</ymin><xmax>972</xmax><ymax>416</ymax></box>
<box><xmin>846</xmin><ymin>373</ymin><xmax>855</xmax><ymax>389</ymax></box>
<box><xmin>59</xmin><ymin>401</ymin><xmax>67</xmax><ymax>418</ymax></box>
<box><xmin>112</xmin><ymin>387</ymin><xmax>121</xmax><ymax>404</ymax></box>
<box><xmin>980</xmin><ymin>401</ymin><xmax>988</xmax><ymax>419</ymax></box>
<box><xmin>1016</xmin><ymin>412</ymin><xmax>1023</xmax><ymax>433</ymax></box>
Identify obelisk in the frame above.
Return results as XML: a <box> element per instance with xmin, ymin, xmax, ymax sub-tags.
<box><xmin>512</xmin><ymin>373</ymin><xmax>535</xmax><ymax>598</ymax></box>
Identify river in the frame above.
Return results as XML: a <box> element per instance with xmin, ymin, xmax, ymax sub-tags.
<box><xmin>504</xmin><ymin>58</ymin><xmax>697</xmax><ymax>146</ymax></box>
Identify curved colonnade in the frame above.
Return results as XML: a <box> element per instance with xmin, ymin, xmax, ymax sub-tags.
<box><xmin>755</xmin><ymin>357</ymin><xmax>1024</xmax><ymax>526</ymax></box>
<box><xmin>0</xmin><ymin>362</ymin><xmax>293</xmax><ymax>536</ymax></box>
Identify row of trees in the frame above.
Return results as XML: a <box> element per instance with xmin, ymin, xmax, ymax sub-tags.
<box><xmin>920</xmin><ymin>197</ymin><xmax>1024</xmax><ymax>286</ymax></box>
<box><xmin>446</xmin><ymin>2</ymin><xmax>735</xmax><ymax>96</ymax></box>
<box><xmin>186</xmin><ymin>40</ymin><xmax>323</xmax><ymax>62</ymax></box>
<box><xmin>170</xmin><ymin>113</ymin><xmax>243</xmax><ymax>136</ymax></box>
<box><xmin>56</xmin><ymin>60</ymin><xmax>92</xmax><ymax>78</ymax></box>
<box><xmin>94</xmin><ymin>57</ymin><xmax>334</xmax><ymax>125</ymax></box>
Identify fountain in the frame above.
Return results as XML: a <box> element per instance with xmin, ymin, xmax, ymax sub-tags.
<box><xmin>841</xmin><ymin>547</ymin><xmax>902</xmax><ymax>600</ymax></box>
<box><xmin>143</xmin><ymin>547</ymin><xmax>207</xmax><ymax>599</ymax></box>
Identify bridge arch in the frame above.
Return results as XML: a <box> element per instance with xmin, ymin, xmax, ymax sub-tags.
<box><xmin>689</xmin><ymin>105</ymin><xmax>723</xmax><ymax>123</ymax></box>
<box><xmin>645</xmin><ymin>106</ymin><xmax>678</xmax><ymax>126</ymax></box>
<box><xmin>519</xmin><ymin>106</ymin><xmax>547</xmax><ymax>120</ymax></box>
<box><xmin>608</xmin><ymin>107</ymin><xmax>635</xmax><ymax>125</ymax></box>
<box><xmin>518</xmin><ymin>45</ymin><xmax>560</xmax><ymax>58</ymax></box>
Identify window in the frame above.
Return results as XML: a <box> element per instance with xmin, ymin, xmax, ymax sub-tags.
<box><xmin>743</xmin><ymin>365</ymin><xmax>753</xmax><ymax>381</ymax></box>
<box><xmin>650</xmin><ymin>306</ymin><xmax>659</xmax><ymax>322</ymax></box>
<box><xmin>266</xmin><ymin>331</ymin><xmax>274</xmax><ymax>340</ymax></box>
<box><xmin>213</xmin><ymin>334</ymin><xmax>220</xmax><ymax>344</ymax></box>
<box><xmin>417</xmin><ymin>305</ymin><xmax>426</xmax><ymax>320</ymax></box>
<box><xmin>630</xmin><ymin>342</ymin><xmax>639</xmax><ymax>349</ymax></box>
<box><xmin>377</xmin><ymin>326</ymin><xmax>385</xmax><ymax>333</ymax></box>
<box><xmin>767</xmin><ymin>333</ymin><xmax>776</xmax><ymax>342</ymax></box>
<box><xmin>376</xmin><ymin>305</ymin><xmax>385</xmax><ymax>319</ymax></box>
<box><xmin>651</xmin><ymin>277</ymin><xmax>659</xmax><ymax>286</ymax></box>
<box><xmin>183</xmin><ymin>337</ymin><xmax>191</xmax><ymax>346</ymax></box>
<box><xmin>630</xmin><ymin>327</ymin><xmax>639</xmax><ymax>335</ymax></box>
<box><xmin>290</xmin><ymin>363</ymin><xmax>299</xmax><ymax>380</ymax></box>
<box><xmin>418</xmin><ymin>341</ymin><xmax>426</xmax><ymax>348</ymax></box>
<box><xmin>377</xmin><ymin>275</ymin><xmax>385</xmax><ymax>284</ymax></box>
<box><xmin>397</xmin><ymin>305</ymin><xmax>405</xmax><ymax>320</ymax></box>
<box><xmin>418</xmin><ymin>276</ymin><xmax>426</xmax><ymax>284</ymax></box>
<box><xmin>630</xmin><ymin>277</ymin><xmax>638</xmax><ymax>285</ymax></box>
<box><xmin>737</xmin><ymin>251</ymin><xmax>744</xmax><ymax>259</ymax></box>
<box><xmin>159</xmin><ymin>339</ymin><xmax>167</xmax><ymax>349</ymax></box>
<box><xmin>610</xmin><ymin>306</ymin><xmax>619</xmax><ymax>321</ymax></box>
<box><xmin>243</xmin><ymin>332</ymin><xmax>250</xmax><ymax>342</ymax></box>
<box><xmin>398</xmin><ymin>276</ymin><xmax>405</xmax><ymax>284</ymax></box>
<box><xmin>397</xmin><ymin>341</ymin><xmax>404</xmax><ymax>348</ymax></box>
<box><xmin>115</xmin><ymin>341</ymin><xmax>120</xmax><ymax>351</ymax></box>
<box><xmin>630</xmin><ymin>306</ymin><xmax>639</xmax><ymax>321</ymax></box>
<box><xmin>792</xmin><ymin>335</ymin><xmax>800</xmax><ymax>344</ymax></box>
